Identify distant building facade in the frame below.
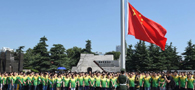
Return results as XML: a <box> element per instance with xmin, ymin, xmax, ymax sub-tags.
<box><xmin>0</xmin><ymin>47</ymin><xmax>23</xmax><ymax>72</ymax></box>
<box><xmin>71</xmin><ymin>54</ymin><xmax>120</xmax><ymax>73</ymax></box>
<box><xmin>116</xmin><ymin>45</ymin><xmax>121</xmax><ymax>53</ymax></box>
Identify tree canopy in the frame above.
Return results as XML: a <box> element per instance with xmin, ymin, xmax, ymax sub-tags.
<box><xmin>22</xmin><ymin>36</ymin><xmax>195</xmax><ymax>72</ymax></box>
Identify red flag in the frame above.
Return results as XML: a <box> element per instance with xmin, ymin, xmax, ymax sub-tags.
<box><xmin>128</xmin><ymin>3</ymin><xmax>167</xmax><ymax>50</ymax></box>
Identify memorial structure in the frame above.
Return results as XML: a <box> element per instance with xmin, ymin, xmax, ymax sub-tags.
<box><xmin>0</xmin><ymin>47</ymin><xmax>23</xmax><ymax>72</ymax></box>
<box><xmin>71</xmin><ymin>54</ymin><xmax>120</xmax><ymax>73</ymax></box>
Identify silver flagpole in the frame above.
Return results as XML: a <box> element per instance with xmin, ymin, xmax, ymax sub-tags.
<box><xmin>126</xmin><ymin>0</ymin><xmax>129</xmax><ymax>34</ymax></box>
<box><xmin>121</xmin><ymin>0</ymin><xmax>125</xmax><ymax>69</ymax></box>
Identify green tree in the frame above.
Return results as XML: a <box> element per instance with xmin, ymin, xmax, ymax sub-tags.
<box><xmin>126</xmin><ymin>45</ymin><xmax>134</xmax><ymax>72</ymax></box>
<box><xmin>139</xmin><ymin>41</ymin><xmax>152</xmax><ymax>71</ymax></box>
<box><xmin>182</xmin><ymin>40</ymin><xmax>195</xmax><ymax>70</ymax></box>
<box><xmin>32</xmin><ymin>36</ymin><xmax>50</xmax><ymax>71</ymax></box>
<box><xmin>148</xmin><ymin>44</ymin><xmax>167</xmax><ymax>71</ymax></box>
<box><xmin>24</xmin><ymin>48</ymin><xmax>41</xmax><ymax>69</ymax></box>
<box><xmin>50</xmin><ymin>44</ymin><xmax>71</xmax><ymax>70</ymax></box>
<box><xmin>14</xmin><ymin>46</ymin><xmax>25</xmax><ymax>60</ymax></box>
<box><xmin>66</xmin><ymin>47</ymin><xmax>82</xmax><ymax>67</ymax></box>
<box><xmin>82</xmin><ymin>40</ymin><xmax>92</xmax><ymax>53</ymax></box>
<box><xmin>131</xmin><ymin>41</ymin><xmax>142</xmax><ymax>71</ymax></box>
<box><xmin>16</xmin><ymin>46</ymin><xmax>25</xmax><ymax>53</ymax></box>
<box><xmin>105</xmin><ymin>51</ymin><xmax>120</xmax><ymax>60</ymax></box>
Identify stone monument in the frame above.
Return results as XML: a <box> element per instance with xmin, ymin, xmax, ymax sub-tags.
<box><xmin>0</xmin><ymin>47</ymin><xmax>23</xmax><ymax>72</ymax></box>
<box><xmin>71</xmin><ymin>54</ymin><xmax>120</xmax><ymax>72</ymax></box>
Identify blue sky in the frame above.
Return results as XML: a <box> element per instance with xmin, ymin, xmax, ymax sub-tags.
<box><xmin>0</xmin><ymin>0</ymin><xmax>195</xmax><ymax>54</ymax></box>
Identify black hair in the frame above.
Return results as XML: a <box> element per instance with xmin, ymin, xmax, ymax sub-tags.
<box><xmin>121</xmin><ymin>71</ymin><xmax>125</xmax><ymax>74</ymax></box>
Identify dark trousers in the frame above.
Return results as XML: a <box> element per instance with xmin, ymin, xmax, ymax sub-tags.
<box><xmin>181</xmin><ymin>87</ymin><xmax>187</xmax><ymax>90</ymax></box>
<box><xmin>139</xmin><ymin>87</ymin><xmax>143</xmax><ymax>90</ymax></box>
<box><xmin>28</xmin><ymin>85</ymin><xmax>32</xmax><ymax>90</ymax></box>
<box><xmin>37</xmin><ymin>85</ymin><xmax>40</xmax><ymax>90</ymax></box>
<box><xmin>85</xmin><ymin>86</ymin><xmax>90</xmax><ymax>90</ymax></box>
<box><xmin>62</xmin><ymin>87</ymin><xmax>69</xmax><ymax>90</ymax></box>
<box><xmin>101</xmin><ymin>88</ymin><xmax>107</xmax><ymax>90</ymax></box>
<box><xmin>187</xmin><ymin>88</ymin><xmax>193</xmax><ymax>90</ymax></box>
<box><xmin>23</xmin><ymin>85</ymin><xmax>28</xmax><ymax>90</ymax></box>
<box><xmin>90</xmin><ymin>87</ymin><xmax>95</xmax><ymax>90</ymax></box>
<box><xmin>166</xmin><ymin>87</ymin><xmax>172</xmax><ymax>90</ymax></box>
<box><xmin>129</xmin><ymin>87</ymin><xmax>135</xmax><ymax>90</ymax></box>
<box><xmin>173</xmin><ymin>85</ymin><xmax>179</xmax><ymax>90</ymax></box>
<box><xmin>95</xmin><ymin>87</ymin><xmax>101</xmax><ymax>90</ymax></box>
<box><xmin>3</xmin><ymin>84</ymin><xmax>8</xmax><ymax>90</ymax></box>
<box><xmin>39</xmin><ymin>84</ymin><xmax>43</xmax><ymax>90</ymax></box>
<box><xmin>107</xmin><ymin>88</ymin><xmax>111</xmax><ymax>90</ymax></box>
<box><xmin>152</xmin><ymin>87</ymin><xmax>158</xmax><ymax>90</ymax></box>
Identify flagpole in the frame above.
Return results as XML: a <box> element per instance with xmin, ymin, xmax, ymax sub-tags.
<box><xmin>120</xmin><ymin>0</ymin><xmax>125</xmax><ymax>69</ymax></box>
<box><xmin>126</xmin><ymin>0</ymin><xmax>129</xmax><ymax>35</ymax></box>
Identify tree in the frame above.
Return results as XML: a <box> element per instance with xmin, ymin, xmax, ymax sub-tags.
<box><xmin>182</xmin><ymin>40</ymin><xmax>195</xmax><ymax>70</ymax></box>
<box><xmin>66</xmin><ymin>47</ymin><xmax>82</xmax><ymax>67</ymax></box>
<box><xmin>105</xmin><ymin>51</ymin><xmax>120</xmax><ymax>60</ymax></box>
<box><xmin>126</xmin><ymin>45</ymin><xmax>134</xmax><ymax>72</ymax></box>
<box><xmin>16</xmin><ymin>46</ymin><xmax>25</xmax><ymax>53</ymax></box>
<box><xmin>138</xmin><ymin>41</ymin><xmax>153</xmax><ymax>71</ymax></box>
<box><xmin>148</xmin><ymin>44</ymin><xmax>167</xmax><ymax>71</ymax></box>
<box><xmin>50</xmin><ymin>44</ymin><xmax>71</xmax><ymax>70</ymax></box>
<box><xmin>131</xmin><ymin>41</ymin><xmax>141</xmax><ymax>71</ymax></box>
<box><xmin>32</xmin><ymin>36</ymin><xmax>50</xmax><ymax>71</ymax></box>
<box><xmin>24</xmin><ymin>48</ymin><xmax>36</xmax><ymax>67</ymax></box>
<box><xmin>14</xmin><ymin>46</ymin><xmax>25</xmax><ymax>60</ymax></box>
<box><xmin>82</xmin><ymin>40</ymin><xmax>92</xmax><ymax>53</ymax></box>
<box><xmin>169</xmin><ymin>46</ymin><xmax>181</xmax><ymax>70</ymax></box>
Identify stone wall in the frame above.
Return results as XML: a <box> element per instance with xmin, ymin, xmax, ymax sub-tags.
<box><xmin>0</xmin><ymin>51</ymin><xmax>23</xmax><ymax>72</ymax></box>
<box><xmin>102</xmin><ymin>67</ymin><xmax>120</xmax><ymax>72</ymax></box>
<box><xmin>71</xmin><ymin>54</ymin><xmax>114</xmax><ymax>72</ymax></box>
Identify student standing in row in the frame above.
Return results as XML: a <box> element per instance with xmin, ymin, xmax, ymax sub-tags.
<box><xmin>128</xmin><ymin>73</ymin><xmax>135</xmax><ymax>90</ymax></box>
<box><xmin>179</xmin><ymin>73</ymin><xmax>187</xmax><ymax>90</ymax></box>
<box><xmin>151</xmin><ymin>73</ymin><xmax>159</xmax><ymax>90</ymax></box>
<box><xmin>142</xmin><ymin>73</ymin><xmax>151</xmax><ymax>90</ymax></box>
<box><xmin>186</xmin><ymin>74</ymin><xmax>195</xmax><ymax>90</ymax></box>
<box><xmin>77</xmin><ymin>73</ymin><xmax>84</xmax><ymax>90</ymax></box>
<box><xmin>63</xmin><ymin>74</ymin><xmax>70</xmax><ymax>90</ymax></box>
<box><xmin>69</xmin><ymin>75</ymin><xmax>77</xmax><ymax>90</ymax></box>
<box><xmin>159</xmin><ymin>75</ymin><xmax>166</xmax><ymax>90</ymax></box>
<box><xmin>89</xmin><ymin>74</ymin><xmax>95</xmax><ymax>90</ymax></box>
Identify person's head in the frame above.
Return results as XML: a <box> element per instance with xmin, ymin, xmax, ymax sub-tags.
<box><xmin>181</xmin><ymin>72</ymin><xmax>185</xmax><ymax>76</ymax></box>
<box><xmin>23</xmin><ymin>73</ymin><xmax>26</xmax><ymax>76</ymax></box>
<box><xmin>91</xmin><ymin>73</ymin><xmax>94</xmax><ymax>77</ymax></box>
<box><xmin>107</xmin><ymin>74</ymin><xmax>110</xmax><ymax>78</ymax></box>
<box><xmin>5</xmin><ymin>73</ymin><xmax>8</xmax><ymax>76</ymax></box>
<box><xmin>72</xmin><ymin>75</ymin><xmax>75</xmax><ymax>78</ymax></box>
<box><xmin>154</xmin><ymin>73</ymin><xmax>157</xmax><ymax>77</ymax></box>
<box><xmin>51</xmin><ymin>74</ymin><xmax>54</xmax><ymax>78</ymax></box>
<box><xmin>188</xmin><ymin>74</ymin><xmax>192</xmax><ymax>78</ymax></box>
<box><xmin>85</xmin><ymin>73</ymin><xmax>88</xmax><ymax>77</ymax></box>
<box><xmin>57</xmin><ymin>74</ymin><xmax>61</xmax><ymax>78</ymax></box>
<box><xmin>132</xmin><ymin>72</ymin><xmax>135</xmax><ymax>75</ymax></box>
<box><xmin>145</xmin><ymin>73</ymin><xmax>149</xmax><ymax>77</ymax></box>
<box><xmin>174</xmin><ymin>71</ymin><xmax>178</xmax><ymax>76</ymax></box>
<box><xmin>97</xmin><ymin>73</ymin><xmax>100</xmax><ymax>76</ymax></box>
<box><xmin>166</xmin><ymin>71</ymin><xmax>171</xmax><ymax>76</ymax></box>
<box><xmin>121</xmin><ymin>69</ymin><xmax>125</xmax><ymax>74</ymax></box>
<box><xmin>184</xmin><ymin>72</ymin><xmax>186</xmax><ymax>75</ymax></box>
<box><xmin>130</xmin><ymin>74</ymin><xmax>133</xmax><ymax>77</ymax></box>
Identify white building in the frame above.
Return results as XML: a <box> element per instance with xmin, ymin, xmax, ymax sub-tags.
<box><xmin>116</xmin><ymin>45</ymin><xmax>121</xmax><ymax>52</ymax></box>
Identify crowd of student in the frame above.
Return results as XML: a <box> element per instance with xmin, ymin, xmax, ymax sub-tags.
<box><xmin>0</xmin><ymin>71</ymin><xmax>194</xmax><ymax>90</ymax></box>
